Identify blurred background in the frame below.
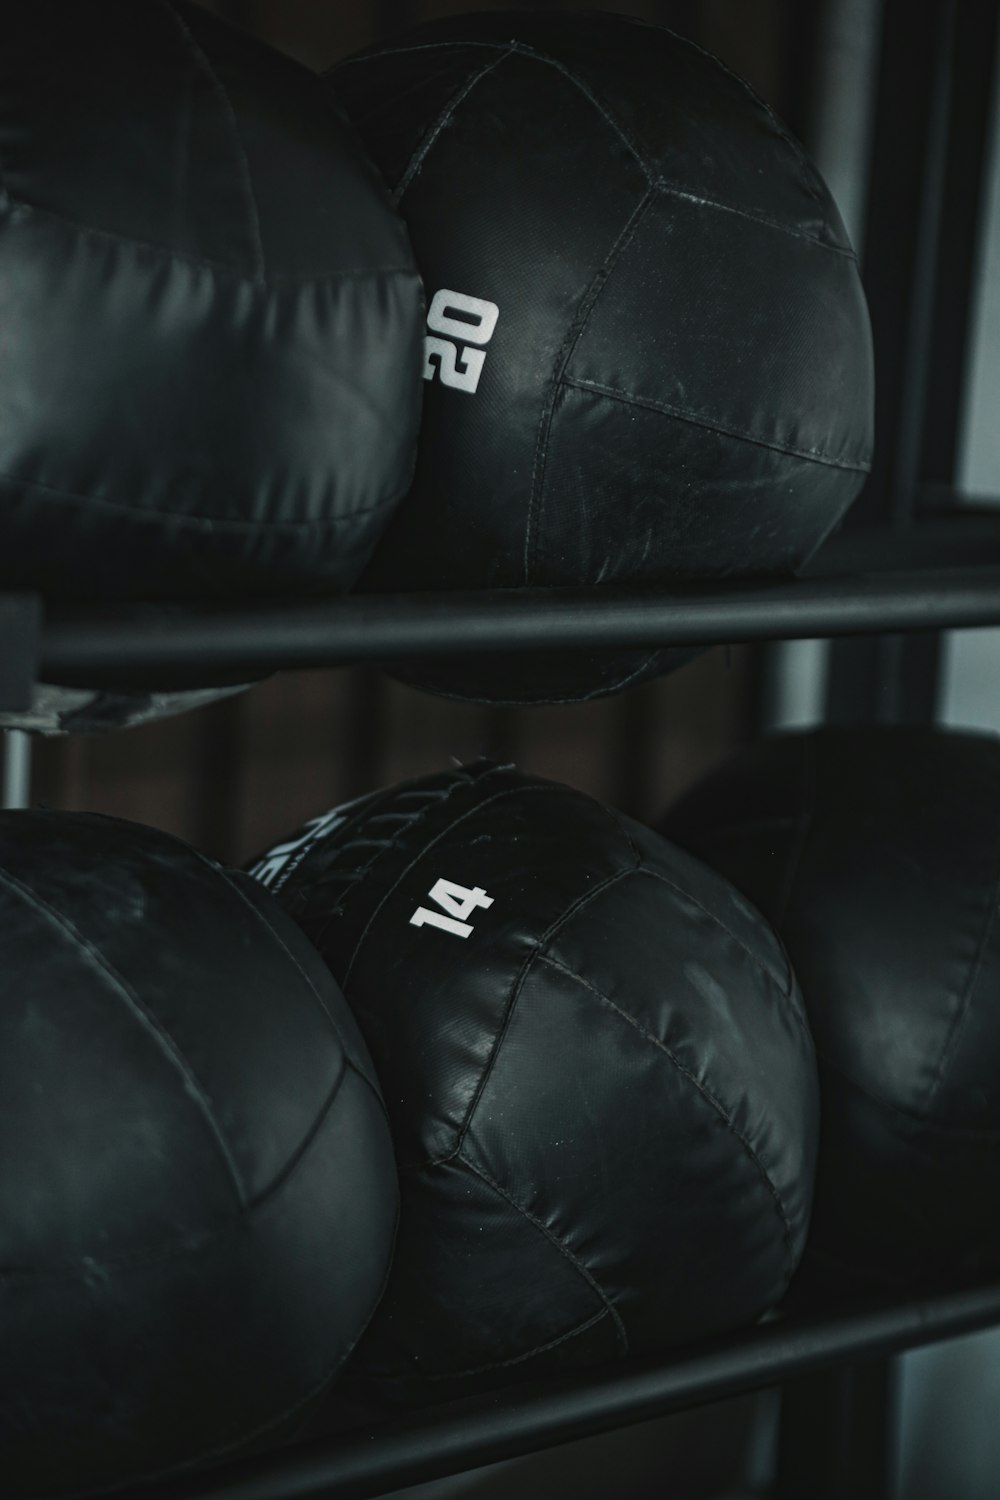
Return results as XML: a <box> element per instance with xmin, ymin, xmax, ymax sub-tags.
<box><xmin>13</xmin><ymin>1</ymin><xmax>1000</xmax><ymax>1496</ymax></box>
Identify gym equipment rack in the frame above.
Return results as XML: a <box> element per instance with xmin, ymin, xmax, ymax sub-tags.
<box><xmin>5</xmin><ymin>0</ymin><xmax>998</xmax><ymax>1494</ymax></box>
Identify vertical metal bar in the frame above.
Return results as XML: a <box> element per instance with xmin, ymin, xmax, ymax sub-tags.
<box><xmin>826</xmin><ymin>0</ymin><xmax>999</xmax><ymax>725</ymax></box>
<box><xmin>2</xmin><ymin>730</ymin><xmax>31</xmax><ymax>811</ymax></box>
<box><xmin>776</xmin><ymin>1360</ymin><xmax>897</xmax><ymax>1500</ymax></box>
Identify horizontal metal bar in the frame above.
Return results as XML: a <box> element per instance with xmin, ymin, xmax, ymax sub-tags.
<box><xmin>143</xmin><ymin>1281</ymin><xmax>1000</xmax><ymax>1500</ymax></box>
<box><xmin>35</xmin><ymin>568</ymin><xmax>1000</xmax><ymax>686</ymax></box>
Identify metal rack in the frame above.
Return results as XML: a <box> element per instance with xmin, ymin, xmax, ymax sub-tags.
<box><xmin>7</xmin><ymin>0</ymin><xmax>998</xmax><ymax>1496</ymax></box>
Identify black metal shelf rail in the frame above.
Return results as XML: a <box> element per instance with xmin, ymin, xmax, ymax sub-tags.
<box><xmin>0</xmin><ymin>512</ymin><xmax>992</xmax><ymax>709</ymax></box>
<box><xmin>135</xmin><ymin>1280</ymin><xmax>1000</xmax><ymax>1500</ymax></box>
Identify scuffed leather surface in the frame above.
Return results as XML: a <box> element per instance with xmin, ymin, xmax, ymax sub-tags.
<box><xmin>250</xmin><ymin>762</ymin><xmax>818</xmax><ymax>1405</ymax></box>
<box><xmin>662</xmin><ymin>727</ymin><xmax>1000</xmax><ymax>1295</ymax></box>
<box><xmin>0</xmin><ymin>1</ymin><xmax>423</xmax><ymax>604</ymax></box>
<box><xmin>0</xmin><ymin>812</ymin><xmax>398</xmax><ymax>1497</ymax></box>
<box><xmin>328</xmin><ymin>11</ymin><xmax>873</xmax><ymax>702</ymax></box>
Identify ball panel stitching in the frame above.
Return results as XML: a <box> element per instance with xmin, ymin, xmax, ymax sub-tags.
<box><xmin>0</xmin><ymin>861</ymin><xmax>246</xmax><ymax>1208</ymax></box>
<box><xmin>536</xmin><ymin>950</ymin><xmax>799</xmax><ymax>1283</ymax></box>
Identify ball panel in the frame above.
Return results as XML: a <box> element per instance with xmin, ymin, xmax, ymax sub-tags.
<box><xmin>466</xmin><ymin>949</ymin><xmax>798</xmax><ymax>1347</ymax></box>
<box><xmin>353</xmin><ymin>1154</ymin><xmax>620</xmax><ymax>1398</ymax></box>
<box><xmin>661</xmin><ymin>726</ymin><xmax>1000</xmax><ymax>1290</ymax></box>
<box><xmin>568</xmin><ymin>192</ymin><xmax>873</xmax><ymax>474</ymax></box>
<box><xmin>0</xmin><ymin>894</ymin><xmax>236</xmax><ymax>1265</ymax></box>
<box><xmin>252</xmin><ymin>766</ymin><xmax>819</xmax><ymax>1396</ymax></box>
<box><xmin>330</xmin><ymin>44</ymin><xmax>507</xmax><ymax>197</ymax></box>
<box><xmin>344</xmin><ymin>11</ymin><xmax>853</xmax><ymax>251</ymax></box>
<box><xmin>357</xmin><ymin>50</ymin><xmax>649</xmax><ymax>591</ymax></box>
<box><xmin>0</xmin><ymin>815</ymin><xmax>347</xmax><ymax>1207</ymax></box>
<box><xmin>0</xmin><ymin>1063</ymin><xmax>397</xmax><ymax>1497</ymax></box>
<box><xmin>0</xmin><ymin>211</ymin><xmax>420</xmax><ymax>599</ymax></box>
<box><xmin>0</xmin><ymin>2</ymin><xmax>254</xmax><ymax>271</ymax></box>
<box><xmin>539</xmin><ymin>386</ymin><xmax>864</xmax><ymax>590</ymax></box>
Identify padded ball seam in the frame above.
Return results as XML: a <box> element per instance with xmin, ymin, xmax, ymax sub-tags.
<box><xmin>159</xmin><ymin>0</ymin><xmax>265</xmax><ymax>280</ymax></box>
<box><xmin>561</xmin><ymin>377</ymin><xmax>873</xmax><ymax>474</ymax></box>
<box><xmin>0</xmin><ymin>1047</ymin><xmax>353</xmax><ymax>1279</ymax></box>
<box><xmin>394</xmin><ymin>47</ymin><xmax>517</xmax><ymax>205</ymax></box>
<box><xmin>444</xmin><ymin>864</ymin><xmax>641</xmax><ymax>1168</ymax></box>
<box><xmin>2</xmin><ymin>196</ymin><xmax>418</xmax><ymax>285</ymax></box>
<box><xmin>524</xmin><ymin>183</ymin><xmax>658</xmax><ymax>585</ymax></box>
<box><xmin>0</xmin><ymin>861</ymin><xmax>246</xmax><ymax>1210</ymax></box>
<box><xmin>639</xmin><ymin>866</ymin><xmax>796</xmax><ymax>1004</ymax></box>
<box><xmin>202</xmin><ymin>856</ymin><xmax>366</xmax><ymax>1088</ymax></box>
<box><xmin>925</xmin><ymin>848</ymin><xmax>1000</xmax><ymax>1113</ymax></box>
<box><xmin>459</xmin><ymin>1149</ymin><xmax>630</xmax><ymax>1357</ymax></box>
<box><xmin>369</xmin><ymin>1304</ymin><xmax>614</xmax><ymax>1385</ymax></box>
<box><xmin>0</xmin><ymin>459</ymin><xmax>409</xmax><ymax>530</ymax></box>
<box><xmin>535</xmin><ymin>950</ymin><xmax>799</xmax><ymax>1281</ymax></box>
<box><xmin>333</xmin><ymin>39</ymin><xmax>854</xmax><ymax>259</ymax></box>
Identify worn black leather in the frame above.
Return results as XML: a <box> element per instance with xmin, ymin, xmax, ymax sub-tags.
<box><xmin>327</xmin><ymin>10</ymin><xmax>874</xmax><ymax>703</ymax></box>
<box><xmin>0</xmin><ymin>812</ymin><xmax>398</xmax><ymax>1497</ymax></box>
<box><xmin>250</xmin><ymin>762</ymin><xmax>818</xmax><ymax>1405</ymax></box>
<box><xmin>0</xmin><ymin>0</ymin><xmax>423</xmax><ymax>607</ymax></box>
<box><xmin>662</xmin><ymin>728</ymin><xmax>1000</xmax><ymax>1296</ymax></box>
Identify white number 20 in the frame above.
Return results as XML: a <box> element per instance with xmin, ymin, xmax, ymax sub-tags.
<box><xmin>410</xmin><ymin>877</ymin><xmax>494</xmax><ymax>939</ymax></box>
<box><xmin>423</xmin><ymin>289</ymin><xmax>500</xmax><ymax>396</ymax></box>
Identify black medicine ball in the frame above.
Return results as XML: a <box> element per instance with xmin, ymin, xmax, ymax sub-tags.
<box><xmin>327</xmin><ymin>10</ymin><xmax>874</xmax><ymax>703</ymax></box>
<box><xmin>0</xmin><ymin>0</ymin><xmax>423</xmax><ymax>606</ymax></box>
<box><xmin>250</xmin><ymin>763</ymin><xmax>818</xmax><ymax>1404</ymax></box>
<box><xmin>662</xmin><ymin>728</ymin><xmax>1000</xmax><ymax>1296</ymax></box>
<box><xmin>0</xmin><ymin>813</ymin><xmax>397</xmax><ymax>1498</ymax></box>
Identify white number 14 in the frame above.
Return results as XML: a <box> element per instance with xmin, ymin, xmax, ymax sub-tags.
<box><xmin>410</xmin><ymin>878</ymin><xmax>494</xmax><ymax>939</ymax></box>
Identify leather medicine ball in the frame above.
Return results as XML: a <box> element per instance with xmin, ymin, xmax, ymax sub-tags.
<box><xmin>249</xmin><ymin>762</ymin><xmax>819</xmax><ymax>1404</ymax></box>
<box><xmin>0</xmin><ymin>0</ymin><xmax>424</xmax><ymax>607</ymax></box>
<box><xmin>327</xmin><ymin>10</ymin><xmax>874</xmax><ymax>704</ymax></box>
<box><xmin>662</xmin><ymin>728</ymin><xmax>1000</xmax><ymax>1295</ymax></box>
<box><xmin>0</xmin><ymin>812</ymin><xmax>398</xmax><ymax>1497</ymax></box>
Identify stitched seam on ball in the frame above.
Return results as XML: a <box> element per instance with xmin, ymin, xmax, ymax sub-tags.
<box><xmin>599</xmin><ymin>802</ymin><xmax>643</xmax><ymax>867</ymax></box>
<box><xmin>3</xmin><ymin>197</ymin><xmax>417</xmax><ymax>282</ymax></box>
<box><xmin>430</xmin><ymin>863</ymin><xmax>642</xmax><ymax>1166</ymax></box>
<box><xmin>639</xmin><ymin>867</ymin><xmax>792</xmax><ymax>1001</ymax></box>
<box><xmin>158</xmin><ymin>0</ymin><xmax>266</xmax><ymax>280</ymax></box>
<box><xmin>0</xmin><ymin>464</ymin><xmax>405</xmax><ymax>529</ymax></box>
<box><xmin>561</xmin><ymin>377</ymin><xmax>872</xmax><ymax>474</ymax></box>
<box><xmin>817</xmin><ymin>1052</ymin><xmax>1000</xmax><ymax>1139</ymax></box>
<box><xmin>524</xmin><ymin>185</ymin><xmax>658</xmax><ymax>585</ymax></box>
<box><xmin>661</xmin><ymin>23</ymin><xmax>830</xmax><ymax>222</ymax></box>
<box><xmin>198</xmin><ymin>854</ymin><xmax>363</xmax><ymax>1070</ymax></box>
<box><xmin>0</xmin><ymin>1048</ymin><xmax>356</xmax><ymax>1277</ymax></box>
<box><xmin>333</xmin><ymin>40</ymin><xmax>851</xmax><ymax>258</ymax></box>
<box><xmin>925</xmin><ymin>856</ymin><xmax>1000</xmax><ymax>1114</ymax></box>
<box><xmin>460</xmin><ymin>1151</ymin><xmax>629</xmax><ymax>1354</ymax></box>
<box><xmin>393</xmin><ymin>46</ymin><xmax>517</xmax><ymax>204</ymax></box>
<box><xmin>652</xmin><ymin>180</ymin><xmax>856</xmax><ymax>258</ymax></box>
<box><xmin>340</xmin><ymin>772</ymin><xmax>553</xmax><ymax>989</ymax></box>
<box><xmin>0</xmin><ymin>863</ymin><xmax>246</xmax><ymax>1207</ymax></box>
<box><xmin>537</xmin><ymin>951</ymin><xmax>798</xmax><ymax>1278</ymax></box>
<box><xmin>203</xmin><ymin>863</ymin><xmax>398</xmax><ymax>1141</ymax></box>
<box><xmin>382</xmin><ymin>1306</ymin><xmax>614</xmax><ymax>1384</ymax></box>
